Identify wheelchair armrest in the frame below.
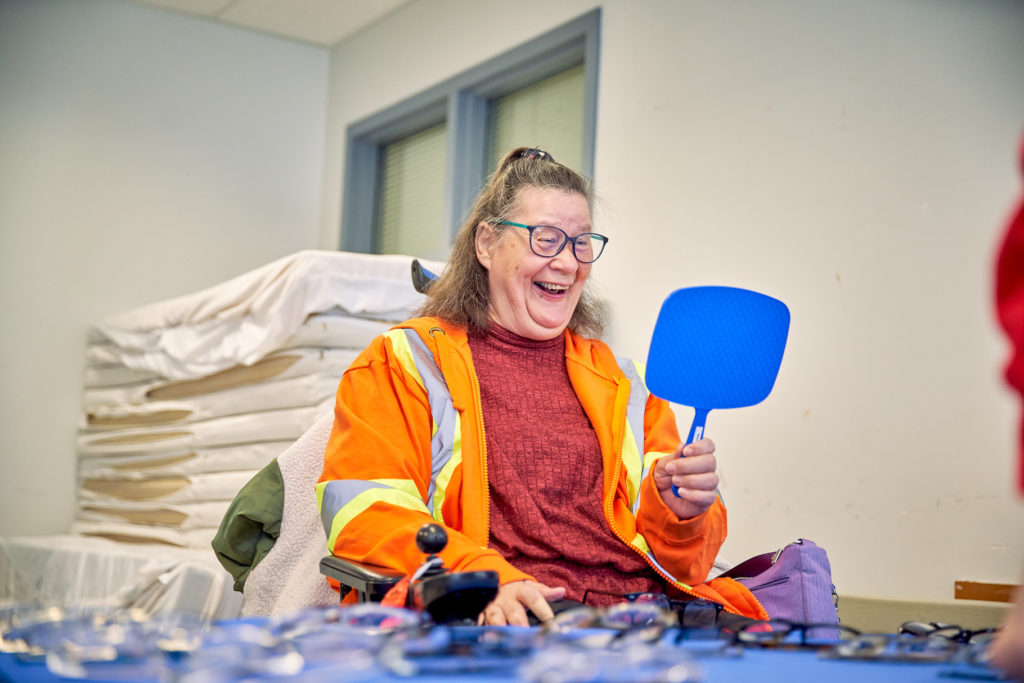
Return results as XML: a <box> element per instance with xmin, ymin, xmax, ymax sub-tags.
<box><xmin>319</xmin><ymin>555</ymin><xmax>404</xmax><ymax>603</ymax></box>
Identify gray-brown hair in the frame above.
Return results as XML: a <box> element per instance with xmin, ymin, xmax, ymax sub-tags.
<box><xmin>419</xmin><ymin>147</ymin><xmax>606</xmax><ymax>336</ymax></box>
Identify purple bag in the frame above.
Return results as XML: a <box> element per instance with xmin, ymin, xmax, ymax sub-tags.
<box><xmin>721</xmin><ymin>539</ymin><xmax>839</xmax><ymax>624</ymax></box>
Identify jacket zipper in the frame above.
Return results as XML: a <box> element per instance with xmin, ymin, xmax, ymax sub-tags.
<box><xmin>602</xmin><ymin>378</ymin><xmax>753</xmax><ymax>617</ymax></box>
<box><xmin>472</xmin><ymin>370</ymin><xmax>490</xmax><ymax>545</ymax></box>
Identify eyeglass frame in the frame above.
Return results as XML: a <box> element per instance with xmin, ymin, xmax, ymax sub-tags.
<box><xmin>732</xmin><ymin>619</ymin><xmax>862</xmax><ymax>650</ymax></box>
<box><xmin>897</xmin><ymin>621</ymin><xmax>998</xmax><ymax>645</ymax></box>
<box><xmin>624</xmin><ymin>592</ymin><xmax>725</xmax><ymax>629</ymax></box>
<box><xmin>490</xmin><ymin>220</ymin><xmax>609</xmax><ymax>264</ymax></box>
<box><xmin>543</xmin><ymin>603</ymin><xmax>674</xmax><ymax>635</ymax></box>
<box><xmin>819</xmin><ymin>631</ymin><xmax>968</xmax><ymax>663</ymax></box>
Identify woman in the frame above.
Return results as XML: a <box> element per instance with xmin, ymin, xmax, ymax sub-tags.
<box><xmin>317</xmin><ymin>147</ymin><xmax>766</xmax><ymax>626</ymax></box>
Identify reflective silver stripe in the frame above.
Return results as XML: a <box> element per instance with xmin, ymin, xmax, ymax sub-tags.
<box><xmin>620</xmin><ymin>355</ymin><xmax>724</xmax><ymax>508</ymax></box>
<box><xmin>618</xmin><ymin>358</ymin><xmax>648</xmax><ymax>456</ymax></box>
<box><xmin>619</xmin><ymin>358</ymin><xmax>721</xmax><ymax>589</ymax></box>
<box><xmin>320</xmin><ymin>479</ymin><xmax>387</xmax><ymax>533</ymax></box>
<box><xmin>617</xmin><ymin>357</ymin><xmax>650</xmax><ymax>513</ymax></box>
<box><xmin>619</xmin><ymin>358</ymin><xmax>693</xmax><ymax>590</ymax></box>
<box><xmin>317</xmin><ymin>328</ymin><xmax>460</xmax><ymax>550</ymax></box>
<box><xmin>317</xmin><ymin>478</ymin><xmax>426</xmax><ymax>549</ymax></box>
<box><xmin>400</xmin><ymin>329</ymin><xmax>458</xmax><ymax>519</ymax></box>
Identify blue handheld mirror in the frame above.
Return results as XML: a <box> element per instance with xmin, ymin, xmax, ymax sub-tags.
<box><xmin>645</xmin><ymin>286</ymin><xmax>790</xmax><ymax>496</ymax></box>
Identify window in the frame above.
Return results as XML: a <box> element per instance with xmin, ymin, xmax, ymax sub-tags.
<box><xmin>487</xmin><ymin>64</ymin><xmax>585</xmax><ymax>178</ymax></box>
<box><xmin>341</xmin><ymin>9</ymin><xmax>599</xmax><ymax>261</ymax></box>
<box><xmin>376</xmin><ymin>122</ymin><xmax>448</xmax><ymax>257</ymax></box>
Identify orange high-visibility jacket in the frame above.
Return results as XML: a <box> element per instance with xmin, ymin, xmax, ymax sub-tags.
<box><xmin>316</xmin><ymin>317</ymin><xmax>767</xmax><ymax>619</ymax></box>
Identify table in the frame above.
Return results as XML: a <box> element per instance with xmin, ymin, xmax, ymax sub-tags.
<box><xmin>0</xmin><ymin>628</ymin><xmax>997</xmax><ymax>683</ymax></box>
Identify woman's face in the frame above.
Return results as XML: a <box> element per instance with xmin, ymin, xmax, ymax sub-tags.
<box><xmin>475</xmin><ymin>186</ymin><xmax>592</xmax><ymax>340</ymax></box>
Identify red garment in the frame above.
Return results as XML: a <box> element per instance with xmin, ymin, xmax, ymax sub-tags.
<box><xmin>469</xmin><ymin>325</ymin><xmax>661</xmax><ymax>606</ymax></box>
<box><xmin>995</xmin><ymin>135</ymin><xmax>1024</xmax><ymax>494</ymax></box>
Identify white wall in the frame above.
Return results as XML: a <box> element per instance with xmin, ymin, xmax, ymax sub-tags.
<box><xmin>0</xmin><ymin>0</ymin><xmax>328</xmax><ymax>535</ymax></box>
<box><xmin>321</xmin><ymin>0</ymin><xmax>1024</xmax><ymax>602</ymax></box>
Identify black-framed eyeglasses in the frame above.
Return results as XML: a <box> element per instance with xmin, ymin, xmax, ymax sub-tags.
<box><xmin>819</xmin><ymin>631</ymin><xmax>966</xmax><ymax>664</ymax></box>
<box><xmin>624</xmin><ymin>592</ymin><xmax>724</xmax><ymax>628</ymax></box>
<box><xmin>733</xmin><ymin>619</ymin><xmax>861</xmax><ymax>650</ymax></box>
<box><xmin>492</xmin><ymin>220</ymin><xmax>609</xmax><ymax>263</ymax></box>
<box><xmin>542</xmin><ymin>603</ymin><xmax>674</xmax><ymax>644</ymax></box>
<box><xmin>897</xmin><ymin>621</ymin><xmax>998</xmax><ymax>645</ymax></box>
<box><xmin>940</xmin><ymin>632</ymin><xmax>1003</xmax><ymax>680</ymax></box>
<box><xmin>379</xmin><ymin>624</ymin><xmax>536</xmax><ymax>677</ymax></box>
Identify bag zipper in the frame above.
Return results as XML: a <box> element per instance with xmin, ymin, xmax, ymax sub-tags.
<box><xmin>745</xmin><ymin>576</ymin><xmax>791</xmax><ymax>592</ymax></box>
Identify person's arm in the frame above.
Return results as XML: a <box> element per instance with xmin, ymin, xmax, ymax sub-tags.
<box><xmin>633</xmin><ymin>394</ymin><xmax>727</xmax><ymax>586</ymax></box>
<box><xmin>991</xmin><ymin>581</ymin><xmax>1024</xmax><ymax>679</ymax></box>
<box><xmin>317</xmin><ymin>334</ymin><xmax>530</xmax><ymax>585</ymax></box>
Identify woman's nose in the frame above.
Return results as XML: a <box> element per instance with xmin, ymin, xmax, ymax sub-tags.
<box><xmin>550</xmin><ymin>244</ymin><xmax>579</xmax><ymax>271</ymax></box>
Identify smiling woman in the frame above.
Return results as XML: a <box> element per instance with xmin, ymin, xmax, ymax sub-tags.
<box><xmin>475</xmin><ymin>187</ymin><xmax>595</xmax><ymax>340</ymax></box>
<box><xmin>421</xmin><ymin>148</ymin><xmax>606</xmax><ymax>337</ymax></box>
<box><xmin>316</xmin><ymin>147</ymin><xmax>769</xmax><ymax>630</ymax></box>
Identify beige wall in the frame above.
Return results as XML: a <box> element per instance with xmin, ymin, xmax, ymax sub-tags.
<box><xmin>320</xmin><ymin>0</ymin><xmax>1024</xmax><ymax>602</ymax></box>
<box><xmin>0</xmin><ymin>0</ymin><xmax>328</xmax><ymax>535</ymax></box>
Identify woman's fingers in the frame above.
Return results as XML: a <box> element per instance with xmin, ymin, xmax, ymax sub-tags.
<box><xmin>481</xmin><ymin>581</ymin><xmax>565</xmax><ymax>626</ymax></box>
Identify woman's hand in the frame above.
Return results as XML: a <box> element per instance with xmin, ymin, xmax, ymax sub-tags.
<box><xmin>478</xmin><ymin>580</ymin><xmax>566</xmax><ymax>626</ymax></box>
<box><xmin>652</xmin><ymin>438</ymin><xmax>720</xmax><ymax>520</ymax></box>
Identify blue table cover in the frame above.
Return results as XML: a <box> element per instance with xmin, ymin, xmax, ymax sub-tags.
<box><xmin>0</xmin><ymin>637</ymin><xmax>993</xmax><ymax>683</ymax></box>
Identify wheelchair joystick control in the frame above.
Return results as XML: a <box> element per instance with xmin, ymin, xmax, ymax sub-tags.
<box><xmin>408</xmin><ymin>523</ymin><xmax>499</xmax><ymax>624</ymax></box>
<box><xmin>415</xmin><ymin>524</ymin><xmax>448</xmax><ymax>563</ymax></box>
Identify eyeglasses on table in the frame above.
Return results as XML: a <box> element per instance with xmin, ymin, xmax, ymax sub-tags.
<box><xmin>4</xmin><ymin>602</ymin><xmax>1005</xmax><ymax>681</ymax></box>
<box><xmin>818</xmin><ymin>620</ymin><xmax>1002</xmax><ymax>668</ymax></box>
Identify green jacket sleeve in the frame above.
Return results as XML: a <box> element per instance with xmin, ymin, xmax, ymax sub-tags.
<box><xmin>211</xmin><ymin>458</ymin><xmax>284</xmax><ymax>592</ymax></box>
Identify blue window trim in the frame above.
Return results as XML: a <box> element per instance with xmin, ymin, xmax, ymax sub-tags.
<box><xmin>340</xmin><ymin>9</ymin><xmax>600</xmax><ymax>254</ymax></box>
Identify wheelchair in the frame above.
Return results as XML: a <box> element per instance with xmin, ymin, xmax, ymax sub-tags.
<box><xmin>320</xmin><ymin>523</ymin><xmax>498</xmax><ymax>624</ymax></box>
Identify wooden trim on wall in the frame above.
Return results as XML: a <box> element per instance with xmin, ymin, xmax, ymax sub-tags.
<box><xmin>954</xmin><ymin>581</ymin><xmax>1018</xmax><ymax>603</ymax></box>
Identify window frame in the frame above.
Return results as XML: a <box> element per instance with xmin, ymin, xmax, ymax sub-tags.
<box><xmin>340</xmin><ymin>9</ymin><xmax>600</xmax><ymax>254</ymax></box>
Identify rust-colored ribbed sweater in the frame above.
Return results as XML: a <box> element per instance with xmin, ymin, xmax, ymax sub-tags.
<box><xmin>469</xmin><ymin>325</ymin><xmax>661</xmax><ymax>606</ymax></box>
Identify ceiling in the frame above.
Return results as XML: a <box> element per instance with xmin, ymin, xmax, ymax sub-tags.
<box><xmin>122</xmin><ymin>0</ymin><xmax>416</xmax><ymax>47</ymax></box>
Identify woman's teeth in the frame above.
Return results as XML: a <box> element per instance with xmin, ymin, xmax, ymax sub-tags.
<box><xmin>537</xmin><ymin>282</ymin><xmax>568</xmax><ymax>293</ymax></box>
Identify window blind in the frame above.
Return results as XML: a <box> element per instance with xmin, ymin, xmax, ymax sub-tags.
<box><xmin>487</xmin><ymin>64</ymin><xmax>585</xmax><ymax>175</ymax></box>
<box><xmin>376</xmin><ymin>122</ymin><xmax>447</xmax><ymax>259</ymax></box>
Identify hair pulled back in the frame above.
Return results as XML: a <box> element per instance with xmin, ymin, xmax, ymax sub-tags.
<box><xmin>419</xmin><ymin>147</ymin><xmax>606</xmax><ymax>336</ymax></box>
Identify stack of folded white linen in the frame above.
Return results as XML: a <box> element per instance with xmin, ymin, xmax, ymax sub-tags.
<box><xmin>72</xmin><ymin>250</ymin><xmax>441</xmax><ymax>550</ymax></box>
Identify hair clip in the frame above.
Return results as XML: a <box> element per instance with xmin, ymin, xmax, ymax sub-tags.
<box><xmin>518</xmin><ymin>148</ymin><xmax>555</xmax><ymax>163</ymax></box>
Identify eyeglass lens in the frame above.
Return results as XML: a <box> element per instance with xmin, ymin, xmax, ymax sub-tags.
<box><xmin>529</xmin><ymin>225</ymin><xmax>606</xmax><ymax>263</ymax></box>
<box><xmin>737</xmin><ymin>620</ymin><xmax>854</xmax><ymax>648</ymax></box>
